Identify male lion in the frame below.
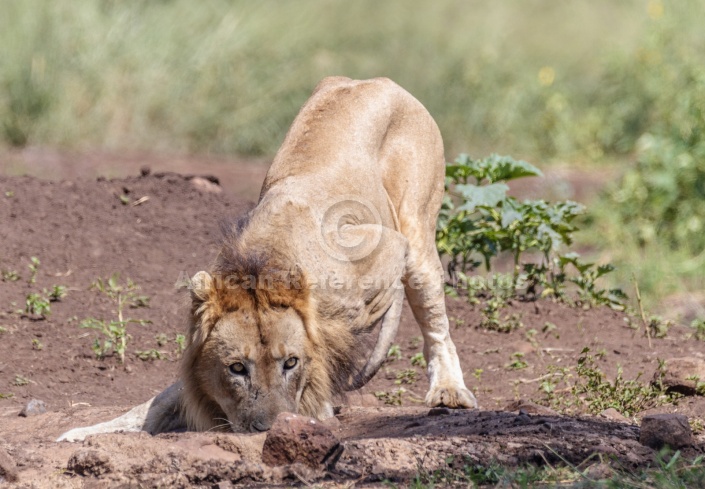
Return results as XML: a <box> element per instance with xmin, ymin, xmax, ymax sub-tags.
<box><xmin>58</xmin><ymin>76</ymin><xmax>476</xmax><ymax>441</ymax></box>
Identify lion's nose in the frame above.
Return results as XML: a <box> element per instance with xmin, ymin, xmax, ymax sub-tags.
<box><xmin>251</xmin><ymin>420</ymin><xmax>271</xmax><ymax>432</ymax></box>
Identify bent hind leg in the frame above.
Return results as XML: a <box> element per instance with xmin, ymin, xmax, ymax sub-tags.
<box><xmin>57</xmin><ymin>381</ymin><xmax>185</xmax><ymax>442</ymax></box>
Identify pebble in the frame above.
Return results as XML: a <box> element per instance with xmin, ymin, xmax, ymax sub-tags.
<box><xmin>19</xmin><ymin>399</ymin><xmax>47</xmax><ymax>417</ymax></box>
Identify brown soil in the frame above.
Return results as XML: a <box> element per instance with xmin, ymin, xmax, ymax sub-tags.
<box><xmin>1</xmin><ymin>163</ymin><xmax>704</xmax><ymax>487</ymax></box>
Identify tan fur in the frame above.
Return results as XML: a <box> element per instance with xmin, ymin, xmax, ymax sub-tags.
<box><xmin>177</xmin><ymin>76</ymin><xmax>476</xmax><ymax>433</ymax></box>
<box><xmin>57</xmin><ymin>77</ymin><xmax>476</xmax><ymax>442</ymax></box>
<box><xmin>179</xmin><ymin>256</ymin><xmax>354</xmax><ymax>431</ymax></box>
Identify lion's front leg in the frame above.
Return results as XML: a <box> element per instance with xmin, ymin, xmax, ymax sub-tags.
<box><xmin>404</xmin><ymin>244</ymin><xmax>477</xmax><ymax>409</ymax></box>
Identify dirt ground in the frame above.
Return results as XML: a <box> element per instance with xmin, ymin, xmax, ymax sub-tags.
<box><xmin>1</xmin><ymin>154</ymin><xmax>704</xmax><ymax>487</ymax></box>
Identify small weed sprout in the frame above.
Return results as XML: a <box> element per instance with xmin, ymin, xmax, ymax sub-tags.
<box><xmin>410</xmin><ymin>352</ymin><xmax>427</xmax><ymax>368</ymax></box>
<box><xmin>174</xmin><ymin>334</ymin><xmax>186</xmax><ymax>356</ymax></box>
<box><xmin>27</xmin><ymin>256</ymin><xmax>40</xmax><ymax>285</ymax></box>
<box><xmin>136</xmin><ymin>349</ymin><xmax>166</xmax><ymax>361</ymax></box>
<box><xmin>542</xmin><ymin>322</ymin><xmax>557</xmax><ymax>334</ymax></box>
<box><xmin>0</xmin><ymin>326</ymin><xmax>7</xmax><ymax>334</ymax></box>
<box><xmin>130</xmin><ymin>295</ymin><xmax>150</xmax><ymax>308</ymax></box>
<box><xmin>525</xmin><ymin>328</ymin><xmax>538</xmax><ymax>347</ymax></box>
<box><xmin>647</xmin><ymin>315</ymin><xmax>673</xmax><ymax>339</ymax></box>
<box><xmin>374</xmin><ymin>388</ymin><xmax>406</xmax><ymax>406</ymax></box>
<box><xmin>80</xmin><ymin>274</ymin><xmax>151</xmax><ymax>363</ymax></box>
<box><xmin>0</xmin><ymin>393</ymin><xmax>14</xmax><ymax>399</ymax></box>
<box><xmin>155</xmin><ymin>333</ymin><xmax>168</xmax><ymax>347</ymax></box>
<box><xmin>395</xmin><ymin>369</ymin><xmax>418</xmax><ymax>385</ymax></box>
<box><xmin>684</xmin><ymin>375</ymin><xmax>705</xmax><ymax>396</ymax></box>
<box><xmin>690</xmin><ymin>318</ymin><xmax>705</xmax><ymax>341</ymax></box>
<box><xmin>387</xmin><ymin>344</ymin><xmax>402</xmax><ymax>361</ymax></box>
<box><xmin>506</xmin><ymin>352</ymin><xmax>529</xmax><ymax>370</ymax></box>
<box><xmin>82</xmin><ymin>318</ymin><xmax>131</xmax><ymax>362</ymax></box>
<box><xmin>31</xmin><ymin>338</ymin><xmax>43</xmax><ymax>350</ymax></box>
<box><xmin>13</xmin><ymin>375</ymin><xmax>30</xmax><ymax>386</ymax></box>
<box><xmin>690</xmin><ymin>418</ymin><xmax>705</xmax><ymax>434</ymax></box>
<box><xmin>46</xmin><ymin>285</ymin><xmax>67</xmax><ymax>302</ymax></box>
<box><xmin>473</xmin><ymin>368</ymin><xmax>484</xmax><ymax>381</ymax></box>
<box><xmin>25</xmin><ymin>293</ymin><xmax>50</xmax><ymax>317</ymax></box>
<box><xmin>1</xmin><ymin>270</ymin><xmax>20</xmax><ymax>282</ymax></box>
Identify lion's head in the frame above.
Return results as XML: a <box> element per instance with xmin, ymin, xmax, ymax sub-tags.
<box><xmin>179</xmin><ymin>250</ymin><xmax>355</xmax><ymax>433</ymax></box>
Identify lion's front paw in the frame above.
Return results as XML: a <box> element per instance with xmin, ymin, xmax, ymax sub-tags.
<box><xmin>425</xmin><ymin>385</ymin><xmax>478</xmax><ymax>409</ymax></box>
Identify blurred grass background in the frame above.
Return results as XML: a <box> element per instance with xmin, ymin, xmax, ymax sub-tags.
<box><xmin>2</xmin><ymin>0</ymin><xmax>705</xmax><ymax>312</ymax></box>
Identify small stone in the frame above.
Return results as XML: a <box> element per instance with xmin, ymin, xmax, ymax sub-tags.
<box><xmin>655</xmin><ymin>357</ymin><xmax>705</xmax><ymax>395</ymax></box>
<box><xmin>321</xmin><ymin>416</ymin><xmax>341</xmax><ymax>431</ymax></box>
<box><xmin>428</xmin><ymin>407</ymin><xmax>451</xmax><ymax>416</ymax></box>
<box><xmin>639</xmin><ymin>414</ymin><xmax>693</xmax><ymax>450</ymax></box>
<box><xmin>599</xmin><ymin>408</ymin><xmax>631</xmax><ymax>424</ymax></box>
<box><xmin>346</xmin><ymin>393</ymin><xmax>379</xmax><ymax>407</ymax></box>
<box><xmin>19</xmin><ymin>399</ymin><xmax>47</xmax><ymax>417</ymax></box>
<box><xmin>67</xmin><ymin>449</ymin><xmax>113</xmax><ymax>476</ymax></box>
<box><xmin>504</xmin><ymin>400</ymin><xmax>558</xmax><ymax>416</ymax></box>
<box><xmin>262</xmin><ymin>412</ymin><xmax>342</xmax><ymax>469</ymax></box>
<box><xmin>140</xmin><ymin>166</ymin><xmax>151</xmax><ymax>176</ymax></box>
<box><xmin>585</xmin><ymin>462</ymin><xmax>613</xmax><ymax>480</ymax></box>
<box><xmin>513</xmin><ymin>413</ymin><xmax>532</xmax><ymax>425</ymax></box>
<box><xmin>191</xmin><ymin>176</ymin><xmax>222</xmax><ymax>194</ymax></box>
<box><xmin>0</xmin><ymin>447</ymin><xmax>19</xmax><ymax>483</ymax></box>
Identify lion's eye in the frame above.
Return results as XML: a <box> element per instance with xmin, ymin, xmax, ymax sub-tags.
<box><xmin>283</xmin><ymin>357</ymin><xmax>298</xmax><ymax>370</ymax></box>
<box><xmin>229</xmin><ymin>362</ymin><xmax>247</xmax><ymax>375</ymax></box>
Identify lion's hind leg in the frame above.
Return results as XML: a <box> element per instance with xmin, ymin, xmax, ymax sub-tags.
<box><xmin>57</xmin><ymin>381</ymin><xmax>185</xmax><ymax>442</ymax></box>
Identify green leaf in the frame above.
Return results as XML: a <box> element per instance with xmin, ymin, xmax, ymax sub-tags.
<box><xmin>481</xmin><ymin>154</ymin><xmax>543</xmax><ymax>183</ymax></box>
<box><xmin>455</xmin><ymin>183</ymin><xmax>509</xmax><ymax>212</ymax></box>
<box><xmin>501</xmin><ymin>208</ymin><xmax>523</xmax><ymax>228</ymax></box>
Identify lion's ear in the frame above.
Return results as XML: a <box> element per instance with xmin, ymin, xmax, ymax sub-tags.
<box><xmin>190</xmin><ymin>271</ymin><xmax>214</xmax><ymax>304</ymax></box>
<box><xmin>188</xmin><ymin>271</ymin><xmax>217</xmax><ymax>347</ymax></box>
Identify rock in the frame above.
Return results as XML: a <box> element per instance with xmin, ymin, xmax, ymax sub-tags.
<box><xmin>585</xmin><ymin>462</ymin><xmax>613</xmax><ymax>480</ymax></box>
<box><xmin>504</xmin><ymin>400</ymin><xmax>558</xmax><ymax>416</ymax></box>
<box><xmin>344</xmin><ymin>393</ymin><xmax>379</xmax><ymax>408</ymax></box>
<box><xmin>599</xmin><ymin>408</ymin><xmax>631</xmax><ymax>424</ymax></box>
<box><xmin>18</xmin><ymin>399</ymin><xmax>47</xmax><ymax>417</ymax></box>
<box><xmin>0</xmin><ymin>447</ymin><xmax>19</xmax><ymax>483</ymax></box>
<box><xmin>262</xmin><ymin>412</ymin><xmax>342</xmax><ymax>469</ymax></box>
<box><xmin>428</xmin><ymin>407</ymin><xmax>451</xmax><ymax>416</ymax></box>
<box><xmin>639</xmin><ymin>414</ymin><xmax>693</xmax><ymax>450</ymax></box>
<box><xmin>67</xmin><ymin>449</ymin><xmax>113</xmax><ymax>476</ymax></box>
<box><xmin>321</xmin><ymin>416</ymin><xmax>342</xmax><ymax>431</ymax></box>
<box><xmin>191</xmin><ymin>176</ymin><xmax>222</xmax><ymax>194</ymax></box>
<box><xmin>654</xmin><ymin>357</ymin><xmax>705</xmax><ymax>395</ymax></box>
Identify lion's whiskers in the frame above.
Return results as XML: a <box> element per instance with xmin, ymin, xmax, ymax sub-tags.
<box><xmin>206</xmin><ymin>418</ymin><xmax>233</xmax><ymax>433</ymax></box>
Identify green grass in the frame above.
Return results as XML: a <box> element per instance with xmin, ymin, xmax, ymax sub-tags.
<box><xmin>402</xmin><ymin>451</ymin><xmax>705</xmax><ymax>488</ymax></box>
<box><xmin>3</xmin><ymin>1</ymin><xmax>705</xmax><ymax>307</ymax></box>
<box><xmin>1</xmin><ymin>0</ymin><xmax>701</xmax><ymax>160</ymax></box>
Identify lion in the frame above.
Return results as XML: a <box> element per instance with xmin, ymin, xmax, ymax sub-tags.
<box><xmin>57</xmin><ymin>76</ymin><xmax>476</xmax><ymax>442</ymax></box>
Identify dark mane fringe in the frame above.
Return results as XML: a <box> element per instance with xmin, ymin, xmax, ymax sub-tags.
<box><xmin>213</xmin><ymin>228</ymin><xmax>364</xmax><ymax>398</ymax></box>
<box><xmin>214</xmin><ymin>218</ymin><xmax>366</xmax><ymax>399</ymax></box>
<box><xmin>182</xmin><ymin>215</ymin><xmax>367</xmax><ymax>430</ymax></box>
